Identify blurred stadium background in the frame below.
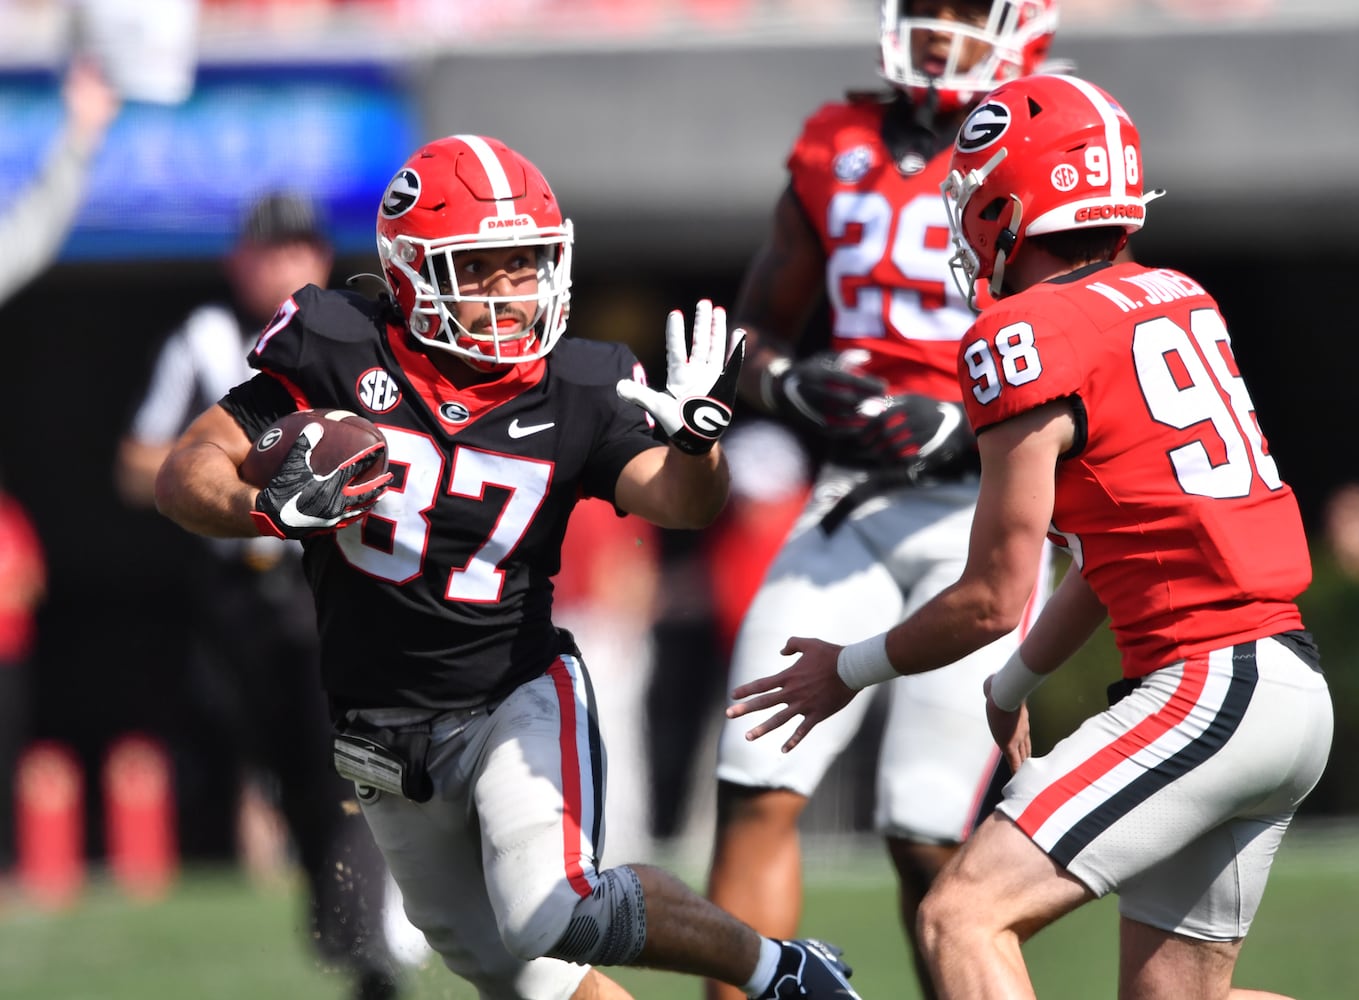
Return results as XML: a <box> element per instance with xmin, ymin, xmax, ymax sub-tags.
<box><xmin>1</xmin><ymin>0</ymin><xmax>1357</xmax><ymax>996</ymax></box>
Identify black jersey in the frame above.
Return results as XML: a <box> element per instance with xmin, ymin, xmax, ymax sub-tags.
<box><xmin>220</xmin><ymin>284</ymin><xmax>662</xmax><ymax>712</ymax></box>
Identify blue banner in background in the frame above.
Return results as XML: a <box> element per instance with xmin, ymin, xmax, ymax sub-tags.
<box><xmin>0</xmin><ymin>63</ymin><xmax>421</xmax><ymax>261</ymax></box>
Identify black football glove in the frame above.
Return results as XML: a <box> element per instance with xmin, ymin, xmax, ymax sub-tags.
<box><xmin>616</xmin><ymin>299</ymin><xmax>745</xmax><ymax>455</ymax></box>
<box><xmin>250</xmin><ymin>422</ymin><xmax>392</xmax><ymax>540</ymax></box>
<box><xmin>846</xmin><ymin>394</ymin><xmax>977</xmax><ymax>479</ymax></box>
<box><xmin>761</xmin><ymin>351</ymin><xmax>887</xmax><ymax>438</ymax></box>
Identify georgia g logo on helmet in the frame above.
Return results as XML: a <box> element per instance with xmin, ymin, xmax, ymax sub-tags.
<box><xmin>381</xmin><ymin>169</ymin><xmax>421</xmax><ymax>219</ymax></box>
<box><xmin>957</xmin><ymin>101</ymin><xmax>1011</xmax><ymax>153</ymax></box>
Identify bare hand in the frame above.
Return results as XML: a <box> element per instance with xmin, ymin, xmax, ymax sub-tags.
<box><xmin>725</xmin><ymin>636</ymin><xmax>857</xmax><ymax>753</ymax></box>
<box><xmin>64</xmin><ymin>57</ymin><xmax>121</xmax><ymax>148</ymax></box>
<box><xmin>983</xmin><ymin>674</ymin><xmax>1031</xmax><ymax>773</ymax></box>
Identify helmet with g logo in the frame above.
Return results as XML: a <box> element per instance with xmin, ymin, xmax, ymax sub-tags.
<box><xmin>376</xmin><ymin>135</ymin><xmax>573</xmax><ymax>367</ymax></box>
<box><xmin>941</xmin><ymin>74</ymin><xmax>1162</xmax><ymax>305</ymax></box>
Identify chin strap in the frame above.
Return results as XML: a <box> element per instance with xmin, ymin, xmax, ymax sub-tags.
<box><xmin>988</xmin><ymin>195</ymin><xmax>1025</xmax><ymax>302</ymax></box>
<box><xmin>345</xmin><ymin>272</ymin><xmax>392</xmax><ymax>301</ymax></box>
<box><xmin>918</xmin><ymin>83</ymin><xmax>940</xmax><ymax>133</ymax></box>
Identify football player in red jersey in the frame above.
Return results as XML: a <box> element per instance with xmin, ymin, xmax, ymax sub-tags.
<box><xmin>706</xmin><ymin>4</ymin><xmax>1059</xmax><ymax>997</ymax></box>
<box><xmin>727</xmin><ymin>74</ymin><xmax>1332</xmax><ymax>1000</ymax></box>
<box><xmin>153</xmin><ymin>135</ymin><xmax>866</xmax><ymax>1000</ymax></box>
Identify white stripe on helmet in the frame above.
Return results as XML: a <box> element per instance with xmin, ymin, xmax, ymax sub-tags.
<box><xmin>452</xmin><ymin>134</ymin><xmax>517</xmax><ymax>217</ymax></box>
<box><xmin>1050</xmin><ymin>74</ymin><xmax>1129</xmax><ymax>199</ymax></box>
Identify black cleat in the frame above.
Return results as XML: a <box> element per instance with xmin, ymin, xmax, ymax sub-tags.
<box><xmin>354</xmin><ymin>967</ymin><xmax>401</xmax><ymax>1000</ymax></box>
<box><xmin>755</xmin><ymin>938</ymin><xmax>862</xmax><ymax>998</ymax></box>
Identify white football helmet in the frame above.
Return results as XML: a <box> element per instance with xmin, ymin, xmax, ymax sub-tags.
<box><xmin>879</xmin><ymin>0</ymin><xmax>1060</xmax><ymax>114</ymax></box>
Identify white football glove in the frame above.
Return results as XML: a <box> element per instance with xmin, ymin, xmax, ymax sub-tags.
<box><xmin>615</xmin><ymin>299</ymin><xmax>746</xmax><ymax>455</ymax></box>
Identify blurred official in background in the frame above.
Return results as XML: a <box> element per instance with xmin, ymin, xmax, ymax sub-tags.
<box><xmin>115</xmin><ymin>192</ymin><xmax>403</xmax><ymax>1000</ymax></box>
<box><xmin>0</xmin><ymin>57</ymin><xmax>119</xmax><ymax>305</ymax></box>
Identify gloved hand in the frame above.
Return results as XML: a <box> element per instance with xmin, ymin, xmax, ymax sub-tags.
<box><xmin>760</xmin><ymin>351</ymin><xmax>887</xmax><ymax>437</ymax></box>
<box><xmin>846</xmin><ymin>394</ymin><xmax>977</xmax><ymax>478</ymax></box>
<box><xmin>250</xmin><ymin>422</ymin><xmax>392</xmax><ymax>539</ymax></box>
<box><xmin>616</xmin><ymin>299</ymin><xmax>745</xmax><ymax>455</ymax></box>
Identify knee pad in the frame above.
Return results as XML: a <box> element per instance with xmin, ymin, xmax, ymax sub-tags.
<box><xmin>546</xmin><ymin>865</ymin><xmax>648</xmax><ymax>967</ymax></box>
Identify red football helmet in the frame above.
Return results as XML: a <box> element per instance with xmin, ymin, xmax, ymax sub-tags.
<box><xmin>879</xmin><ymin>0</ymin><xmax>1059</xmax><ymax>115</ymax></box>
<box><xmin>376</xmin><ymin>134</ymin><xmax>573</xmax><ymax>367</ymax></box>
<box><xmin>941</xmin><ymin>73</ymin><xmax>1162</xmax><ymax>306</ymax></box>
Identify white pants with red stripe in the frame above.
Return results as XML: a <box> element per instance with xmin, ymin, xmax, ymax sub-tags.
<box><xmin>354</xmin><ymin>654</ymin><xmax>604</xmax><ymax>1000</ymax></box>
<box><xmin>1000</xmin><ymin>633</ymin><xmax>1333</xmax><ymax>941</ymax></box>
<box><xmin>716</xmin><ymin>470</ymin><xmax>1053</xmax><ymax>843</ymax></box>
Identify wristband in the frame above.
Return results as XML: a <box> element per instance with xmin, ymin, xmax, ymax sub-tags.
<box><xmin>988</xmin><ymin>651</ymin><xmax>1047</xmax><ymax>712</ymax></box>
<box><xmin>836</xmin><ymin>633</ymin><xmax>898</xmax><ymax>691</ymax></box>
<box><xmin>759</xmin><ymin>356</ymin><xmax>791</xmax><ymax>412</ymax></box>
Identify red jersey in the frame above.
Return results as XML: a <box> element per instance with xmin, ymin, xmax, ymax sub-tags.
<box><xmin>788</xmin><ymin>97</ymin><xmax>980</xmax><ymax>402</ymax></box>
<box><xmin>958</xmin><ymin>261</ymin><xmax>1309</xmax><ymax>678</ymax></box>
<box><xmin>0</xmin><ymin>494</ymin><xmax>44</xmax><ymax>662</ymax></box>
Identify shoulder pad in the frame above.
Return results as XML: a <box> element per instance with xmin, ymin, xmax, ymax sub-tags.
<box><xmin>548</xmin><ymin>337</ymin><xmax>641</xmax><ymax>387</ymax></box>
<box><xmin>249</xmin><ymin>285</ymin><xmax>388</xmax><ymax>395</ymax></box>
<box><xmin>289</xmin><ymin>285</ymin><xmax>389</xmax><ymax>345</ymax></box>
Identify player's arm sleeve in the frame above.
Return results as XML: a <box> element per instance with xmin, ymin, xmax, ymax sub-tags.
<box><xmin>0</xmin><ymin>126</ymin><xmax>98</xmax><ymax>304</ymax></box>
<box><xmin>582</xmin><ymin>346</ymin><xmax>666</xmax><ymax>507</ymax></box>
<box><xmin>244</xmin><ymin>285</ymin><xmax>329</xmax><ymax>410</ymax></box>
<box><xmin>219</xmin><ymin>374</ymin><xmax>302</xmax><ymax>445</ymax></box>
<box><xmin>958</xmin><ymin>305</ymin><xmax>1087</xmax><ymax>435</ymax></box>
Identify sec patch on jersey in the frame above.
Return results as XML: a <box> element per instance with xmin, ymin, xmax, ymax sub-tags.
<box><xmin>239</xmin><ymin>408</ymin><xmax>387</xmax><ymax>489</ymax></box>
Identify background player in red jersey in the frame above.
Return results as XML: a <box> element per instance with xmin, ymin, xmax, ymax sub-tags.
<box><xmin>151</xmin><ymin>134</ymin><xmax>864</xmax><ymax>1000</ymax></box>
<box><xmin>727</xmin><ymin>73</ymin><xmax>1332</xmax><ymax>1000</ymax></box>
<box><xmin>706</xmin><ymin>4</ymin><xmax>1058</xmax><ymax>997</ymax></box>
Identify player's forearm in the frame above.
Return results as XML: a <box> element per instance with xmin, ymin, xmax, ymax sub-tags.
<box><xmin>0</xmin><ymin>136</ymin><xmax>93</xmax><ymax>303</ymax></box>
<box><xmin>653</xmin><ymin>444</ymin><xmax>729</xmax><ymax>530</ymax></box>
<box><xmin>892</xmin><ymin>576</ymin><xmax>1024</xmax><ymax>673</ymax></box>
<box><xmin>155</xmin><ymin>442</ymin><xmax>260</xmax><ymax>539</ymax></box>
<box><xmin>115</xmin><ymin>438</ymin><xmax>172</xmax><ymax>509</ymax></box>
<box><xmin>1017</xmin><ymin>566</ymin><xmax>1107</xmax><ymax>674</ymax></box>
<box><xmin>839</xmin><ymin>575</ymin><xmax>1022</xmax><ymax>690</ymax></box>
<box><xmin>733</xmin><ymin>322</ymin><xmax>787</xmax><ymax>412</ymax></box>
<box><xmin>732</xmin><ymin>193</ymin><xmax>824</xmax><ymax>410</ymax></box>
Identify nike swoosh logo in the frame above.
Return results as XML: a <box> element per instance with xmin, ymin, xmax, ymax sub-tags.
<box><xmin>508</xmin><ymin>418</ymin><xmax>556</xmax><ymax>439</ymax></box>
<box><xmin>918</xmin><ymin>402</ymin><xmax>962</xmax><ymax>458</ymax></box>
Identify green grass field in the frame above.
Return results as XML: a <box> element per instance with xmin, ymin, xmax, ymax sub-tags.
<box><xmin>2</xmin><ymin>822</ymin><xmax>1356</xmax><ymax>999</ymax></box>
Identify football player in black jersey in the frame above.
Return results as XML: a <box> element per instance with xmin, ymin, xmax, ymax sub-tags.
<box><xmin>153</xmin><ymin>135</ymin><xmax>866</xmax><ymax>1000</ymax></box>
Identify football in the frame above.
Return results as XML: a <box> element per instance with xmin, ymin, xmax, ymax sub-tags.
<box><xmin>239</xmin><ymin>408</ymin><xmax>388</xmax><ymax>489</ymax></box>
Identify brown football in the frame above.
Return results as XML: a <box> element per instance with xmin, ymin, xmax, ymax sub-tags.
<box><xmin>239</xmin><ymin>408</ymin><xmax>388</xmax><ymax>489</ymax></box>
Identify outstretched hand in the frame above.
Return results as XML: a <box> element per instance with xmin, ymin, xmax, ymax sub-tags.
<box><xmin>616</xmin><ymin>299</ymin><xmax>745</xmax><ymax>455</ymax></box>
<box><xmin>64</xmin><ymin>57</ymin><xmax>121</xmax><ymax>148</ymax></box>
<box><xmin>983</xmin><ymin>674</ymin><xmax>1032</xmax><ymax>774</ymax></box>
<box><xmin>725</xmin><ymin>636</ymin><xmax>857</xmax><ymax>754</ymax></box>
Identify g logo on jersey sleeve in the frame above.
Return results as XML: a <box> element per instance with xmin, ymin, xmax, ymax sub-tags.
<box><xmin>957</xmin><ymin>101</ymin><xmax>1011</xmax><ymax>153</ymax></box>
